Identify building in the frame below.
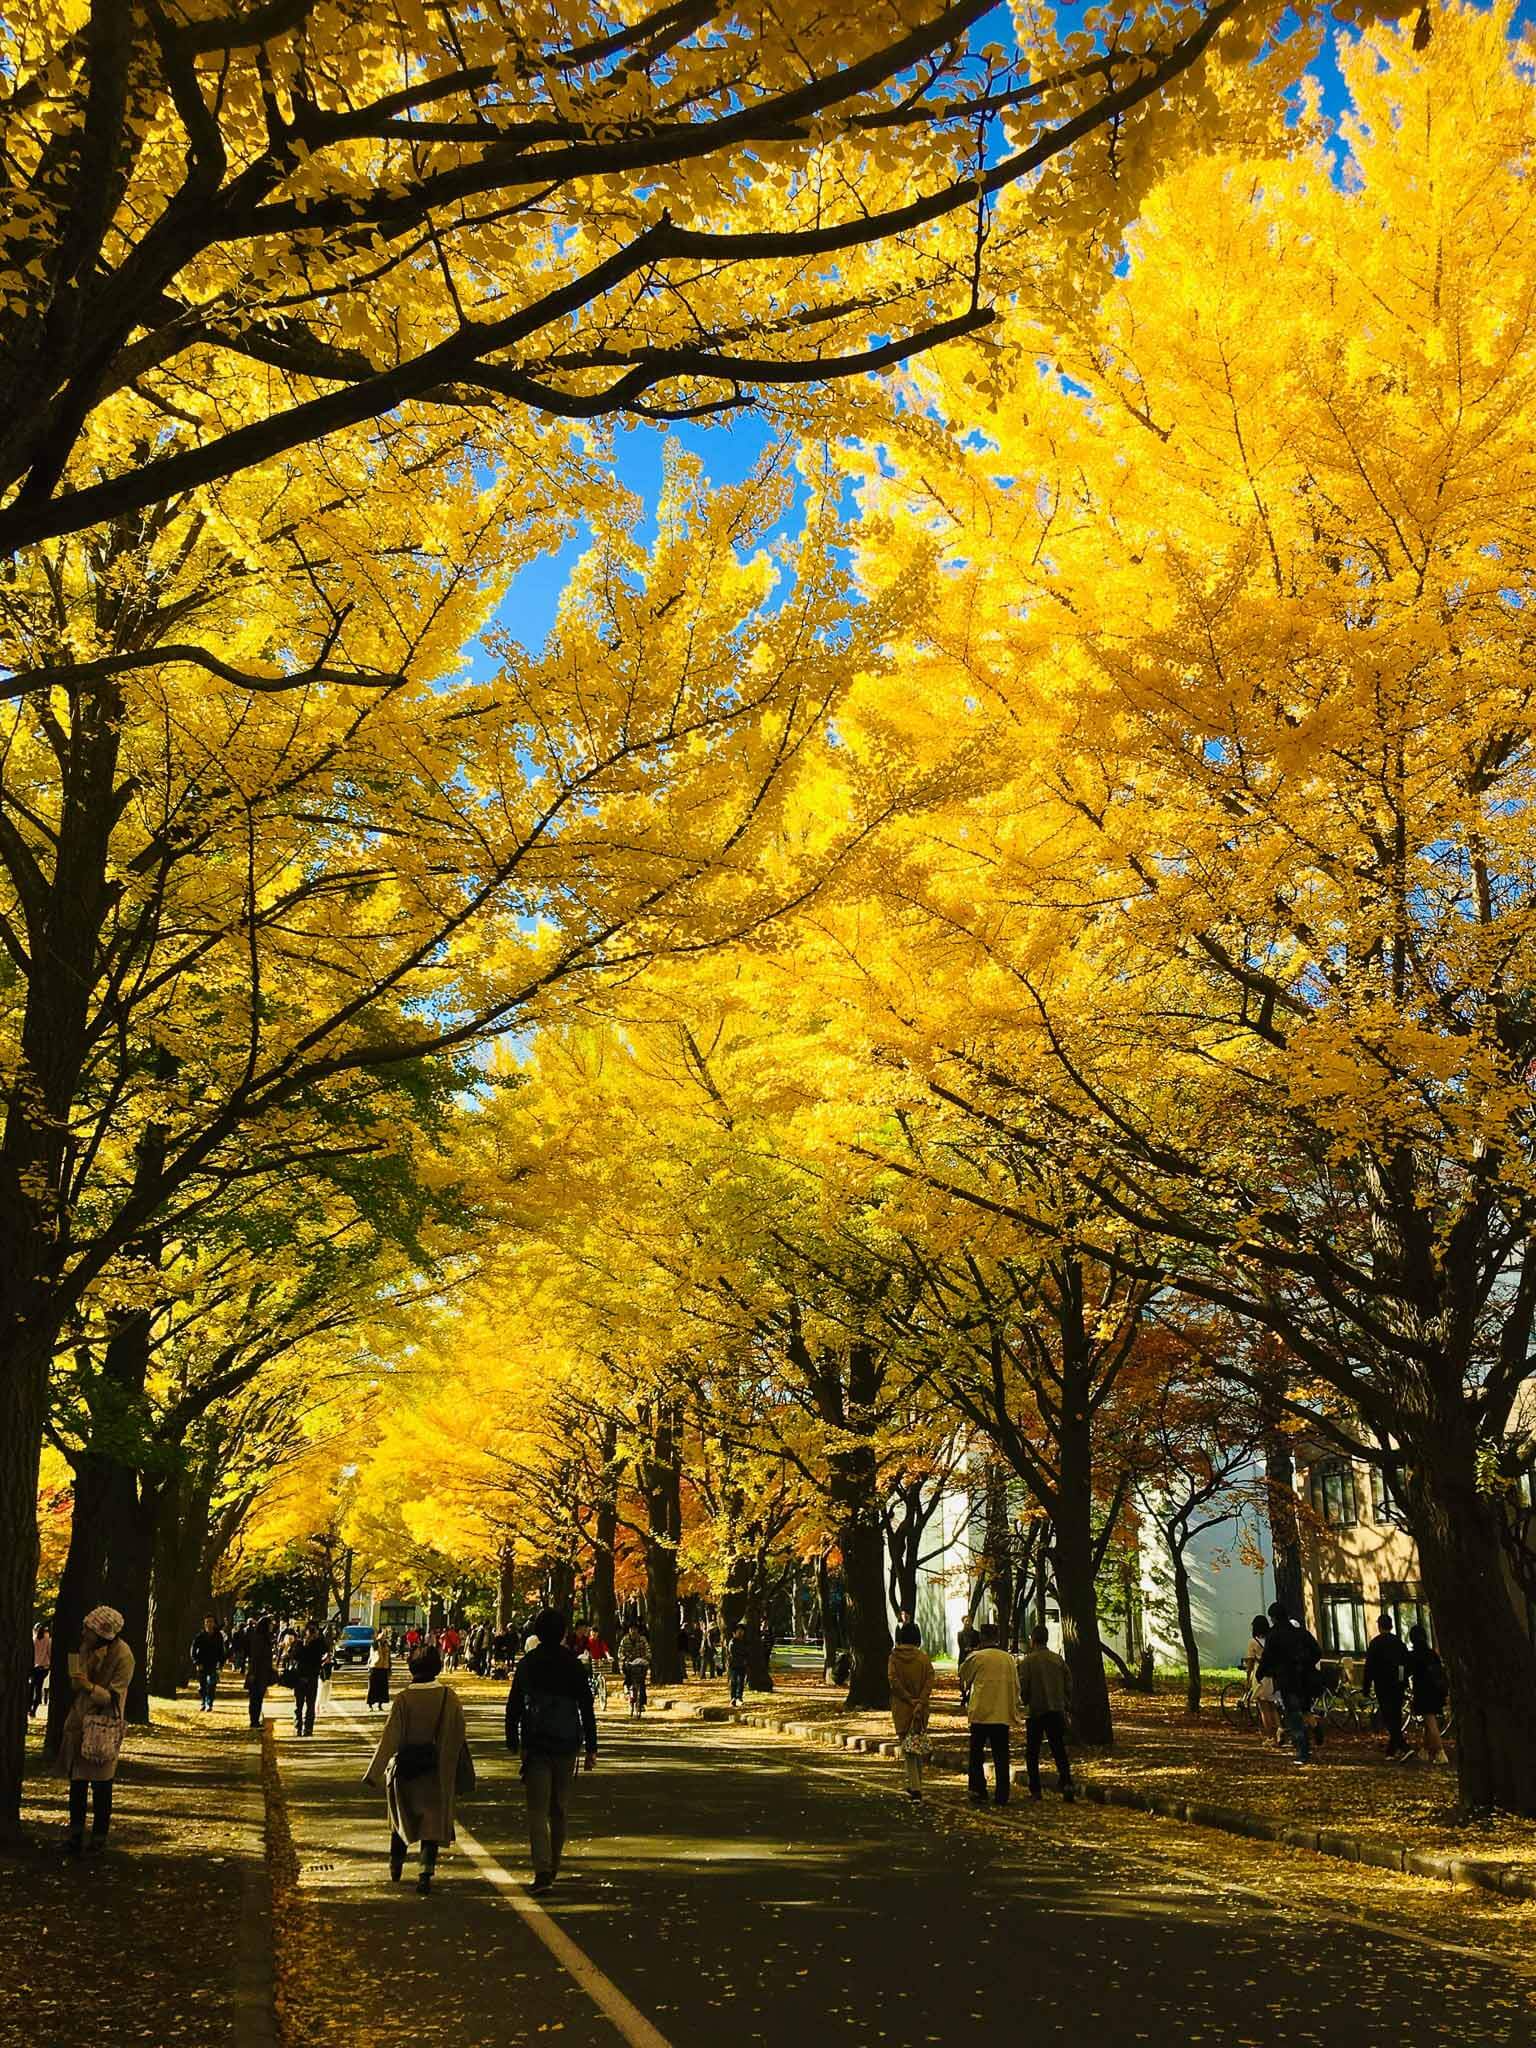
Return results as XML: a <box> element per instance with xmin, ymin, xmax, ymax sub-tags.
<box><xmin>1293</xmin><ymin>1451</ymin><xmax>1431</xmax><ymax>1655</ymax></box>
<box><xmin>1293</xmin><ymin>1434</ymin><xmax>1536</xmax><ymax>1657</ymax></box>
<box><xmin>1135</xmin><ymin>1481</ymin><xmax>1272</xmax><ymax>1672</ymax></box>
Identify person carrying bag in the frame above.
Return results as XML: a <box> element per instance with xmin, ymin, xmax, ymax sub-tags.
<box><xmin>364</xmin><ymin>1646</ymin><xmax>473</xmax><ymax>1895</ymax></box>
<box><xmin>58</xmin><ymin>1604</ymin><xmax>135</xmax><ymax>1856</ymax></box>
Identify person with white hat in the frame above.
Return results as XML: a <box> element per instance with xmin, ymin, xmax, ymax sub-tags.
<box><xmin>58</xmin><ymin>1605</ymin><xmax>135</xmax><ymax>1856</ymax></box>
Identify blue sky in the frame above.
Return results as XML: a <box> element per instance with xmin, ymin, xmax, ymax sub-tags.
<box><xmin>487</xmin><ymin>1</ymin><xmax>1535</xmax><ymax>656</ymax></box>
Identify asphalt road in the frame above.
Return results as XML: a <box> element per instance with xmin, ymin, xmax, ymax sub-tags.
<box><xmin>273</xmin><ymin>1676</ymin><xmax>1536</xmax><ymax>2048</ymax></box>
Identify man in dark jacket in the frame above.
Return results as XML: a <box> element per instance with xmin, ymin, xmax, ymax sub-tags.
<box><xmin>288</xmin><ymin>1623</ymin><xmax>329</xmax><ymax>1737</ymax></box>
<box><xmin>506</xmin><ymin>1608</ymin><xmax>599</xmax><ymax>1894</ymax></box>
<box><xmin>1362</xmin><ymin>1614</ymin><xmax>1412</xmax><ymax>1758</ymax></box>
<box><xmin>1258</xmin><ymin>1601</ymin><xmax>1321</xmax><ymax>1763</ymax></box>
<box><xmin>190</xmin><ymin>1616</ymin><xmax>225</xmax><ymax>1712</ymax></box>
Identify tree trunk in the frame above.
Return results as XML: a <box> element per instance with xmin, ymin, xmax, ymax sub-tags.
<box><xmin>1404</xmin><ymin>1421</ymin><xmax>1536</xmax><ymax>1815</ymax></box>
<box><xmin>0</xmin><ymin>1348</ymin><xmax>49</xmax><ymax>1837</ymax></box>
<box><xmin>497</xmin><ymin>1546</ymin><xmax>517</xmax><ymax>1630</ymax></box>
<box><xmin>102</xmin><ymin>1465</ymin><xmax>160</xmax><ymax>1725</ymax></box>
<box><xmin>1263</xmin><ymin>1418</ymin><xmax>1305</xmax><ymax>1619</ymax></box>
<box><xmin>722</xmin><ymin>1548</ymin><xmax>775</xmax><ymax>1691</ymax></box>
<box><xmin>1054</xmin><ymin>1407</ymin><xmax>1114</xmax><ymax>1745</ymax></box>
<box><xmin>592</xmin><ymin>1416</ymin><xmax>620</xmax><ymax>1646</ymax></box>
<box><xmin>149</xmin><ymin>1465</ymin><xmax>211</xmax><ymax>1697</ymax></box>
<box><xmin>983</xmin><ymin>1463</ymin><xmax>1013</xmax><ymax>1639</ymax></box>
<box><xmin>816</xmin><ymin>1551</ymin><xmax>843</xmax><ymax>1685</ymax></box>
<box><xmin>1170</xmin><ymin>1534</ymin><xmax>1201</xmax><ymax>1713</ymax></box>
<box><xmin>46</xmin><ymin>1454</ymin><xmax>112</xmax><ymax>1755</ymax></box>
<box><xmin>638</xmin><ymin>1402</ymin><xmax>683</xmax><ymax>1684</ymax></box>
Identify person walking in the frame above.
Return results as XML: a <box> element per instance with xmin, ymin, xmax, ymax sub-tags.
<box><xmin>505</xmin><ymin>1609</ymin><xmax>598</xmax><ymax>1896</ymax></box>
<box><xmin>366</xmin><ymin>1631</ymin><xmax>393</xmax><ymax>1711</ymax></box>
<box><xmin>959</xmin><ymin>1622</ymin><xmax>1019</xmax><ymax>1806</ymax></box>
<box><xmin>700</xmin><ymin>1617</ymin><xmax>721</xmax><ymax>1681</ymax></box>
<box><xmin>58</xmin><ymin>1605</ymin><xmax>134</xmax><ymax>1856</ymax></box>
<box><xmin>727</xmin><ymin>1626</ymin><xmax>751</xmax><ymax>1706</ymax></box>
<box><xmin>1257</xmin><ymin>1601</ymin><xmax>1321</xmax><ymax>1765</ymax></box>
<box><xmin>364</xmin><ymin>1645</ymin><xmax>473</xmax><ymax>1894</ymax></box>
<box><xmin>245</xmin><ymin>1616</ymin><xmax>276</xmax><ymax>1731</ymax></box>
<box><xmin>1243</xmin><ymin>1615</ymin><xmax>1281</xmax><ymax>1745</ymax></box>
<box><xmin>1407</xmin><ymin>1623</ymin><xmax>1450</xmax><ymax>1766</ymax></box>
<box><xmin>619</xmin><ymin>1622</ymin><xmax>651</xmax><ymax>1716</ymax></box>
<box><xmin>1361</xmin><ymin>1614</ymin><xmax>1412</xmax><ymax>1759</ymax></box>
<box><xmin>888</xmin><ymin>1622</ymin><xmax>935</xmax><ymax>1801</ymax></box>
<box><xmin>29</xmin><ymin>1624</ymin><xmax>51</xmax><ymax>1716</ymax></box>
<box><xmin>1017</xmin><ymin>1624</ymin><xmax>1075</xmax><ymax>1803</ymax></box>
<box><xmin>289</xmin><ymin>1622</ymin><xmax>328</xmax><ymax>1737</ymax></box>
<box><xmin>190</xmin><ymin>1616</ymin><xmax>224</xmax><ymax>1713</ymax></box>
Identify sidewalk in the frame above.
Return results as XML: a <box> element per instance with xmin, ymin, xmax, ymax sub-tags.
<box><xmin>7</xmin><ymin>1694</ymin><xmax>273</xmax><ymax>2048</ymax></box>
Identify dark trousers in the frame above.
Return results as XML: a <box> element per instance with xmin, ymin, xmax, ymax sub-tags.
<box><xmin>523</xmin><ymin>1752</ymin><xmax>578</xmax><ymax>1877</ymax></box>
<box><xmin>196</xmin><ymin>1666</ymin><xmax>219</xmax><ymax>1709</ymax></box>
<box><xmin>293</xmin><ymin>1677</ymin><xmax>319</xmax><ymax>1734</ymax></box>
<box><xmin>247</xmin><ymin>1684</ymin><xmax>267</xmax><ymax>1728</ymax></box>
<box><xmin>28</xmin><ymin>1667</ymin><xmax>47</xmax><ymax>1714</ymax></box>
<box><xmin>1377</xmin><ymin>1687</ymin><xmax>1407</xmax><ymax>1752</ymax></box>
<box><xmin>68</xmin><ymin>1778</ymin><xmax>113</xmax><ymax>1838</ymax></box>
<box><xmin>729</xmin><ymin>1666</ymin><xmax>747</xmax><ymax>1704</ymax></box>
<box><xmin>968</xmin><ymin>1723</ymin><xmax>1010</xmax><ymax>1803</ymax></box>
<box><xmin>1026</xmin><ymin>1711</ymin><xmax>1072</xmax><ymax>1794</ymax></box>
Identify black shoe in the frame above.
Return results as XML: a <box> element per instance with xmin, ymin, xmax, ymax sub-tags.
<box><xmin>968</xmin><ymin>1794</ymin><xmax>987</xmax><ymax>1806</ymax></box>
<box><xmin>530</xmin><ymin>1872</ymin><xmax>554</xmax><ymax>1896</ymax></box>
<box><xmin>85</xmin><ymin>1832</ymin><xmax>108</xmax><ymax>1853</ymax></box>
<box><xmin>63</xmin><ymin>1834</ymin><xmax>83</xmax><ymax>1859</ymax></box>
<box><xmin>994</xmin><ymin>1795</ymin><xmax>1009</xmax><ymax>1806</ymax></box>
<box><xmin>1029</xmin><ymin>1789</ymin><xmax>1043</xmax><ymax>1801</ymax></box>
<box><xmin>416</xmin><ymin>1868</ymin><xmax>433</xmax><ymax>1896</ymax></box>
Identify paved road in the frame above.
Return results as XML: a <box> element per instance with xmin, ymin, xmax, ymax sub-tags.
<box><xmin>273</xmin><ymin>1678</ymin><xmax>1535</xmax><ymax>2048</ymax></box>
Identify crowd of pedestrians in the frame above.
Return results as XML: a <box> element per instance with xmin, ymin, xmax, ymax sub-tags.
<box><xmin>31</xmin><ymin>1577</ymin><xmax>1457</xmax><ymax>1896</ymax></box>
<box><xmin>1243</xmin><ymin>1601</ymin><xmax>1452</xmax><ymax>1768</ymax></box>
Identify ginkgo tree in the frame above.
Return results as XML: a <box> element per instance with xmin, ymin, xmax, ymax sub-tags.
<box><xmin>0</xmin><ymin>444</ymin><xmax>910</xmax><ymax>1834</ymax></box>
<box><xmin>839</xmin><ymin>1</ymin><xmax>1536</xmax><ymax>1812</ymax></box>
<box><xmin>0</xmin><ymin>0</ymin><xmax>1353</xmax><ymax>559</ymax></box>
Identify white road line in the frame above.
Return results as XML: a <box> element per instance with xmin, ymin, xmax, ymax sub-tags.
<box><xmin>329</xmin><ymin>1698</ymin><xmax>674</xmax><ymax>2048</ymax></box>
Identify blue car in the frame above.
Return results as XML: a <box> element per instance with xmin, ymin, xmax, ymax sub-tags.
<box><xmin>334</xmin><ymin>1624</ymin><xmax>376</xmax><ymax>1666</ymax></box>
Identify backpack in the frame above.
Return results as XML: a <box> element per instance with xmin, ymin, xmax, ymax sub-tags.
<box><xmin>522</xmin><ymin>1684</ymin><xmax>585</xmax><ymax>1753</ymax></box>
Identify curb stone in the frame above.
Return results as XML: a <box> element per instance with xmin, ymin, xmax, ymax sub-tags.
<box><xmin>721</xmin><ymin>1707</ymin><xmax>1536</xmax><ymax>1907</ymax></box>
<box><xmin>235</xmin><ymin>1725</ymin><xmax>279</xmax><ymax>2048</ymax></box>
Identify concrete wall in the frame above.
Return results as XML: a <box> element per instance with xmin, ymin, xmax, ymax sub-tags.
<box><xmin>1138</xmin><ymin>1488</ymin><xmax>1272</xmax><ymax>1671</ymax></box>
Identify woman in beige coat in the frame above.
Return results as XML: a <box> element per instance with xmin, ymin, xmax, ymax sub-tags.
<box><xmin>364</xmin><ymin>1645</ymin><xmax>474</xmax><ymax>1894</ymax></box>
<box><xmin>888</xmin><ymin>1622</ymin><xmax>936</xmax><ymax>1801</ymax></box>
<box><xmin>58</xmin><ymin>1604</ymin><xmax>135</xmax><ymax>1855</ymax></box>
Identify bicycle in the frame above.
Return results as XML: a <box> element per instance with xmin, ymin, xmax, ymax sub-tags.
<box><xmin>623</xmin><ymin>1660</ymin><xmax>649</xmax><ymax>1717</ymax></box>
<box><xmin>1219</xmin><ymin>1678</ymin><xmax>1260</xmax><ymax>1726</ymax></box>
<box><xmin>1403</xmin><ymin>1696</ymin><xmax>1454</xmax><ymax>1753</ymax></box>
<box><xmin>589</xmin><ymin>1662</ymin><xmax>609</xmax><ymax>1713</ymax></box>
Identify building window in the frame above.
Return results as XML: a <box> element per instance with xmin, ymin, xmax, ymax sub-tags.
<box><xmin>1311</xmin><ymin>1459</ymin><xmax>1358</xmax><ymax>1529</ymax></box>
<box><xmin>1379</xmin><ymin>1582</ymin><xmax>1432</xmax><ymax>1643</ymax></box>
<box><xmin>1369</xmin><ymin>1465</ymin><xmax>1411</xmax><ymax>1526</ymax></box>
<box><xmin>1318</xmin><ymin>1583</ymin><xmax>1367</xmax><ymax>1655</ymax></box>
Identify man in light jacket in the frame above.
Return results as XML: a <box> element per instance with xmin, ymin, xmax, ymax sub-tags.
<box><xmin>958</xmin><ymin>1622</ymin><xmax>1019</xmax><ymax>1806</ymax></box>
<box><xmin>1017</xmin><ymin>1623</ymin><xmax>1075</xmax><ymax>1802</ymax></box>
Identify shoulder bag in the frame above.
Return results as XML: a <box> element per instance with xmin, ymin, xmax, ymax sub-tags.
<box><xmin>394</xmin><ymin>1688</ymin><xmax>448</xmax><ymax>1782</ymax></box>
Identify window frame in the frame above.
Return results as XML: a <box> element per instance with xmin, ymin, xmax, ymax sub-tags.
<box><xmin>1317</xmin><ymin>1581</ymin><xmax>1368</xmax><ymax>1655</ymax></box>
<box><xmin>1311</xmin><ymin>1458</ymin><xmax>1359</xmax><ymax>1530</ymax></box>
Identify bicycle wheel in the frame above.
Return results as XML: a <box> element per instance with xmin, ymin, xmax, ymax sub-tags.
<box><xmin>1219</xmin><ymin>1681</ymin><xmax>1255</xmax><ymax>1725</ymax></box>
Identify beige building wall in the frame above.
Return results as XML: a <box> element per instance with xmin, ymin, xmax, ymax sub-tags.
<box><xmin>1295</xmin><ymin>1445</ymin><xmax>1534</xmax><ymax>1660</ymax></box>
